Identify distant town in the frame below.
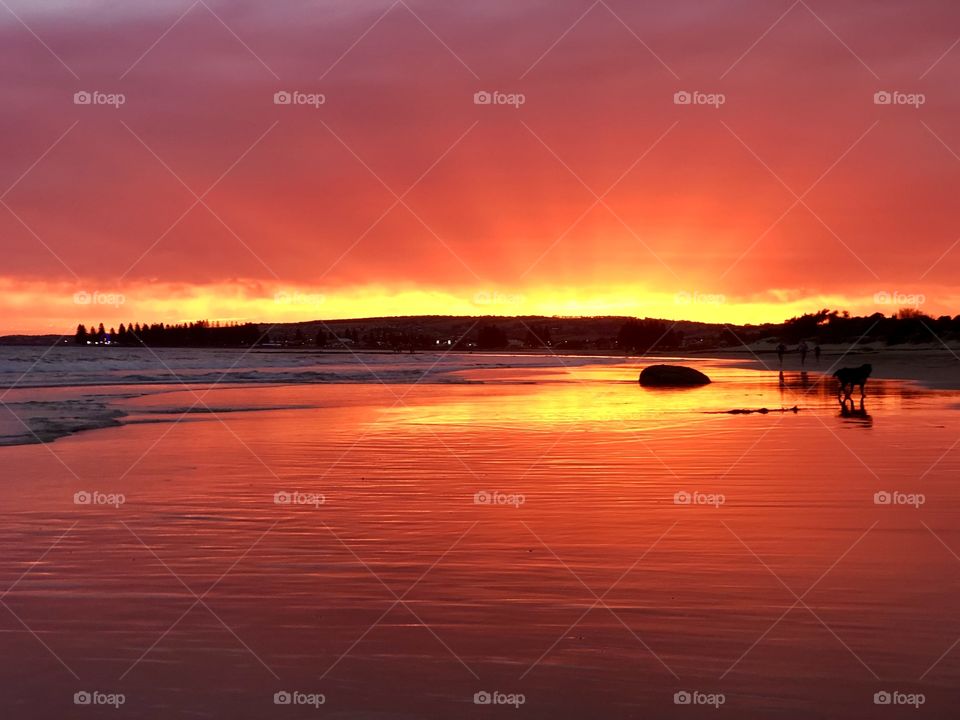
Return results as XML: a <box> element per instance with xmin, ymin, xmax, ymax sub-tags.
<box><xmin>9</xmin><ymin>308</ymin><xmax>951</xmax><ymax>353</ymax></box>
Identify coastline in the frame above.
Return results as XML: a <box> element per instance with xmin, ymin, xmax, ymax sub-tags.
<box><xmin>1</xmin><ymin>344</ymin><xmax>957</xmax><ymax>389</ymax></box>
<box><xmin>0</xmin><ymin>347</ymin><xmax>956</xmax><ymax>448</ymax></box>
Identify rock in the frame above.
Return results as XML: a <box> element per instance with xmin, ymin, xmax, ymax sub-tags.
<box><xmin>639</xmin><ymin>364</ymin><xmax>711</xmax><ymax>387</ymax></box>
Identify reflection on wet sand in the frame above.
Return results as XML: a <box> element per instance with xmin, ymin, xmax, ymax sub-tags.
<box><xmin>778</xmin><ymin>369</ymin><xmax>816</xmax><ymax>391</ymax></box>
<box><xmin>0</xmin><ymin>357</ymin><xmax>958</xmax><ymax>718</ymax></box>
<box><xmin>839</xmin><ymin>397</ymin><xmax>873</xmax><ymax>426</ymax></box>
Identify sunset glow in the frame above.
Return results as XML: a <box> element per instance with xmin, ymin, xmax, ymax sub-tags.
<box><xmin>3</xmin><ymin>0</ymin><xmax>959</xmax><ymax>332</ymax></box>
<box><xmin>3</xmin><ymin>278</ymin><xmax>956</xmax><ymax>335</ymax></box>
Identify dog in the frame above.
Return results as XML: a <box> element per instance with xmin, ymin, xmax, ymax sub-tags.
<box><xmin>833</xmin><ymin>363</ymin><xmax>872</xmax><ymax>398</ymax></box>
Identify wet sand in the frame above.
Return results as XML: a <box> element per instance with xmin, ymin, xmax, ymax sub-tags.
<box><xmin>1</xmin><ymin>357</ymin><xmax>959</xmax><ymax>718</ymax></box>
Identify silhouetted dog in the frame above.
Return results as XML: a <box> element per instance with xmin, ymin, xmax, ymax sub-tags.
<box><xmin>833</xmin><ymin>363</ymin><xmax>872</xmax><ymax>398</ymax></box>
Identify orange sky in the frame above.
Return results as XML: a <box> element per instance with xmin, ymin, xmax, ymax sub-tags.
<box><xmin>2</xmin><ymin>0</ymin><xmax>959</xmax><ymax>333</ymax></box>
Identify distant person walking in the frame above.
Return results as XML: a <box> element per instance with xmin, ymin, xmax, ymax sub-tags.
<box><xmin>776</xmin><ymin>343</ymin><xmax>787</xmax><ymax>368</ymax></box>
<box><xmin>799</xmin><ymin>341</ymin><xmax>809</xmax><ymax>367</ymax></box>
<box><xmin>814</xmin><ymin>344</ymin><xmax>822</xmax><ymax>363</ymax></box>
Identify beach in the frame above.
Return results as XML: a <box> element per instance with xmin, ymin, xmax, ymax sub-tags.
<box><xmin>0</xmin><ymin>348</ymin><xmax>959</xmax><ymax>717</ymax></box>
<box><xmin>4</xmin><ymin>0</ymin><xmax>959</xmax><ymax>714</ymax></box>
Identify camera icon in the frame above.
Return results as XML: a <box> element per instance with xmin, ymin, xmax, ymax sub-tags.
<box><xmin>873</xmin><ymin>91</ymin><xmax>892</xmax><ymax>105</ymax></box>
<box><xmin>874</xmin><ymin>690</ymin><xmax>892</xmax><ymax>705</ymax></box>
<box><xmin>274</xmin><ymin>91</ymin><xmax>292</xmax><ymax>105</ymax></box>
<box><xmin>274</xmin><ymin>491</ymin><xmax>291</xmax><ymax>505</ymax></box>
<box><xmin>674</xmin><ymin>291</ymin><xmax>691</xmax><ymax>305</ymax></box>
<box><xmin>73</xmin><ymin>91</ymin><xmax>92</xmax><ymax>105</ymax></box>
<box><xmin>873</xmin><ymin>290</ymin><xmax>890</xmax><ymax>304</ymax></box>
<box><xmin>73</xmin><ymin>291</ymin><xmax>91</xmax><ymax>305</ymax></box>
<box><xmin>674</xmin><ymin>690</ymin><xmax>692</xmax><ymax>705</ymax></box>
<box><xmin>673</xmin><ymin>491</ymin><xmax>691</xmax><ymax>505</ymax></box>
<box><xmin>74</xmin><ymin>491</ymin><xmax>91</xmax><ymax>505</ymax></box>
<box><xmin>673</xmin><ymin>91</ymin><xmax>691</xmax><ymax>105</ymax></box>
<box><xmin>473</xmin><ymin>91</ymin><xmax>492</xmax><ymax>105</ymax></box>
<box><xmin>474</xmin><ymin>491</ymin><xmax>491</xmax><ymax>505</ymax></box>
<box><xmin>873</xmin><ymin>491</ymin><xmax>891</xmax><ymax>505</ymax></box>
<box><xmin>474</xmin><ymin>691</ymin><xmax>492</xmax><ymax>705</ymax></box>
<box><xmin>274</xmin><ymin>690</ymin><xmax>292</xmax><ymax>705</ymax></box>
<box><xmin>74</xmin><ymin>691</ymin><xmax>92</xmax><ymax>705</ymax></box>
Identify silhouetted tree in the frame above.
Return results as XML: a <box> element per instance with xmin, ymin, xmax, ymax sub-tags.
<box><xmin>783</xmin><ymin>309</ymin><xmax>831</xmax><ymax>343</ymax></box>
<box><xmin>523</xmin><ymin>323</ymin><xmax>552</xmax><ymax>348</ymax></box>
<box><xmin>617</xmin><ymin>319</ymin><xmax>679</xmax><ymax>353</ymax></box>
<box><xmin>476</xmin><ymin>325</ymin><xmax>508</xmax><ymax>349</ymax></box>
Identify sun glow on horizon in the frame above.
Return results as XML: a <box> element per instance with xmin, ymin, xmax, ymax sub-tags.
<box><xmin>0</xmin><ymin>277</ymin><xmax>952</xmax><ymax>335</ymax></box>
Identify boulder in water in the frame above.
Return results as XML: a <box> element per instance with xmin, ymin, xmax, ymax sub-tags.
<box><xmin>639</xmin><ymin>364</ymin><xmax>711</xmax><ymax>387</ymax></box>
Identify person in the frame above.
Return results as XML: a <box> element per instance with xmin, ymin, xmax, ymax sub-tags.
<box><xmin>799</xmin><ymin>340</ymin><xmax>808</xmax><ymax>367</ymax></box>
<box><xmin>814</xmin><ymin>344</ymin><xmax>821</xmax><ymax>363</ymax></box>
<box><xmin>776</xmin><ymin>343</ymin><xmax>786</xmax><ymax>368</ymax></box>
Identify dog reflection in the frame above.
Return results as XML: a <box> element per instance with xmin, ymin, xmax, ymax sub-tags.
<box><xmin>838</xmin><ymin>396</ymin><xmax>871</xmax><ymax>425</ymax></box>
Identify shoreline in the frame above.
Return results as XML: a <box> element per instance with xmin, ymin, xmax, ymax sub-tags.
<box><xmin>0</xmin><ymin>350</ymin><xmax>955</xmax><ymax>448</ymax></box>
<box><xmin>1</xmin><ymin>345</ymin><xmax>957</xmax><ymax>389</ymax></box>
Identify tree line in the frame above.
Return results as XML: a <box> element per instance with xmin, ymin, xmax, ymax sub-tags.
<box><xmin>72</xmin><ymin>310</ymin><xmax>959</xmax><ymax>351</ymax></box>
<box><xmin>75</xmin><ymin>321</ymin><xmax>261</xmax><ymax>347</ymax></box>
<box><xmin>748</xmin><ymin>308</ymin><xmax>960</xmax><ymax>346</ymax></box>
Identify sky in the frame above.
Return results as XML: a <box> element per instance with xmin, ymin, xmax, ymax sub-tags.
<box><xmin>1</xmin><ymin>0</ymin><xmax>959</xmax><ymax>333</ymax></box>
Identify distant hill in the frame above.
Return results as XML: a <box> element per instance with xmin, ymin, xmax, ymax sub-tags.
<box><xmin>3</xmin><ymin>309</ymin><xmax>959</xmax><ymax>352</ymax></box>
